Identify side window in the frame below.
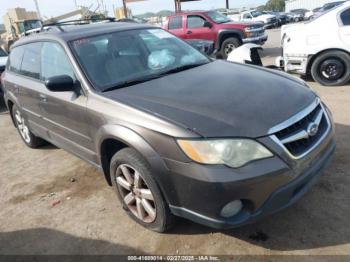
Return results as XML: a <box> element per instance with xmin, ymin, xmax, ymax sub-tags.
<box><xmin>341</xmin><ymin>8</ymin><xmax>350</xmax><ymax>26</ymax></box>
<box><xmin>187</xmin><ymin>16</ymin><xmax>206</xmax><ymax>29</ymax></box>
<box><xmin>169</xmin><ymin>16</ymin><xmax>182</xmax><ymax>30</ymax></box>
<box><xmin>7</xmin><ymin>46</ymin><xmax>24</xmax><ymax>74</ymax></box>
<box><xmin>41</xmin><ymin>42</ymin><xmax>76</xmax><ymax>81</ymax></box>
<box><xmin>21</xmin><ymin>42</ymin><xmax>41</xmax><ymax>79</ymax></box>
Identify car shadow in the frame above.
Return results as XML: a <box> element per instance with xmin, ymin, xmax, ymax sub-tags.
<box><xmin>38</xmin><ymin>143</ymin><xmax>58</xmax><ymax>150</ymax></box>
<box><xmin>0</xmin><ymin>228</ymin><xmax>145</xmax><ymax>255</ymax></box>
<box><xmin>168</xmin><ymin>123</ymin><xmax>350</xmax><ymax>251</ymax></box>
<box><xmin>0</xmin><ymin>96</ymin><xmax>8</xmax><ymax>114</ymax></box>
<box><xmin>261</xmin><ymin>47</ymin><xmax>282</xmax><ymax>58</ymax></box>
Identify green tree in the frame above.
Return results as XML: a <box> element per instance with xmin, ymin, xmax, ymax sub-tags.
<box><xmin>265</xmin><ymin>0</ymin><xmax>285</xmax><ymax>12</ymax></box>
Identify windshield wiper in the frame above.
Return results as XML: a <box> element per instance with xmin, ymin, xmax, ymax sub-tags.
<box><xmin>102</xmin><ymin>62</ymin><xmax>208</xmax><ymax>93</ymax></box>
<box><xmin>158</xmin><ymin>62</ymin><xmax>208</xmax><ymax>77</ymax></box>
<box><xmin>102</xmin><ymin>74</ymin><xmax>161</xmax><ymax>92</ymax></box>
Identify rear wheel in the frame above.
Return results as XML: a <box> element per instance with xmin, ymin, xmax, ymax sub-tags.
<box><xmin>311</xmin><ymin>51</ymin><xmax>350</xmax><ymax>86</ymax></box>
<box><xmin>220</xmin><ymin>37</ymin><xmax>241</xmax><ymax>59</ymax></box>
<box><xmin>12</xmin><ymin>104</ymin><xmax>45</xmax><ymax>148</ymax></box>
<box><xmin>110</xmin><ymin>148</ymin><xmax>175</xmax><ymax>232</ymax></box>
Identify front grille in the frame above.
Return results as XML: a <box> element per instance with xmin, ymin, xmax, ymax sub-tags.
<box><xmin>273</xmin><ymin>103</ymin><xmax>329</xmax><ymax>158</ymax></box>
<box><xmin>0</xmin><ymin>65</ymin><xmax>5</xmax><ymax>73</ymax></box>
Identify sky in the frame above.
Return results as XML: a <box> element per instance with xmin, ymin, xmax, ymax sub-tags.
<box><xmin>0</xmin><ymin>0</ymin><xmax>267</xmax><ymax>22</ymax></box>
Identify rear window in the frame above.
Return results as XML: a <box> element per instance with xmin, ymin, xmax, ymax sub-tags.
<box><xmin>21</xmin><ymin>42</ymin><xmax>41</xmax><ymax>79</ymax></box>
<box><xmin>168</xmin><ymin>16</ymin><xmax>182</xmax><ymax>30</ymax></box>
<box><xmin>340</xmin><ymin>8</ymin><xmax>350</xmax><ymax>25</ymax></box>
<box><xmin>7</xmin><ymin>46</ymin><xmax>25</xmax><ymax>74</ymax></box>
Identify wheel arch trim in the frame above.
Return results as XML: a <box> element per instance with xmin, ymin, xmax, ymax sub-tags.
<box><xmin>95</xmin><ymin>125</ymin><xmax>169</xmax><ymax>194</ymax></box>
<box><xmin>217</xmin><ymin>29</ymin><xmax>244</xmax><ymax>49</ymax></box>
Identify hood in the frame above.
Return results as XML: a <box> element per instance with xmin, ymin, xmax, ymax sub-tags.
<box><xmin>224</xmin><ymin>21</ymin><xmax>263</xmax><ymax>27</ymax></box>
<box><xmin>256</xmin><ymin>14</ymin><xmax>275</xmax><ymax>20</ymax></box>
<box><xmin>0</xmin><ymin>56</ymin><xmax>7</xmax><ymax>67</ymax></box>
<box><xmin>103</xmin><ymin>60</ymin><xmax>315</xmax><ymax>138</ymax></box>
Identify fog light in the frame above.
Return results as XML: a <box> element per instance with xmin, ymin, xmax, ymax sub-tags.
<box><xmin>220</xmin><ymin>200</ymin><xmax>243</xmax><ymax>218</ymax></box>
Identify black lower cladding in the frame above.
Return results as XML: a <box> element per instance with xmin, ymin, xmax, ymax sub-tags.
<box><xmin>165</xmin><ymin>139</ymin><xmax>335</xmax><ymax>229</ymax></box>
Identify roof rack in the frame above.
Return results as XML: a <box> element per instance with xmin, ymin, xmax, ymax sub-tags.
<box><xmin>42</xmin><ymin>17</ymin><xmax>116</xmax><ymax>32</ymax></box>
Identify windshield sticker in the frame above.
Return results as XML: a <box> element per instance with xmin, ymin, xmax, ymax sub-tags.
<box><xmin>74</xmin><ymin>38</ymin><xmax>90</xmax><ymax>46</ymax></box>
<box><xmin>147</xmin><ymin>29</ymin><xmax>173</xmax><ymax>39</ymax></box>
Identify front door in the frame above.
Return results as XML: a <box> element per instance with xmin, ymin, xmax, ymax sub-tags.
<box><xmin>39</xmin><ymin>42</ymin><xmax>96</xmax><ymax>164</ymax></box>
<box><xmin>185</xmin><ymin>15</ymin><xmax>215</xmax><ymax>41</ymax></box>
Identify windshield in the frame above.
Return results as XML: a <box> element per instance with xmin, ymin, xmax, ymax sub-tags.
<box><xmin>18</xmin><ymin>20</ymin><xmax>42</xmax><ymax>33</ymax></box>
<box><xmin>71</xmin><ymin>29</ymin><xmax>210</xmax><ymax>92</ymax></box>
<box><xmin>0</xmin><ymin>48</ymin><xmax>7</xmax><ymax>57</ymax></box>
<box><xmin>206</xmin><ymin>11</ymin><xmax>231</xmax><ymax>23</ymax></box>
<box><xmin>251</xmin><ymin>11</ymin><xmax>263</xmax><ymax>17</ymax></box>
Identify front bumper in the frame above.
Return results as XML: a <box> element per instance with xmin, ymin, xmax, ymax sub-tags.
<box><xmin>160</xmin><ymin>124</ymin><xmax>335</xmax><ymax>229</ymax></box>
<box><xmin>264</xmin><ymin>21</ymin><xmax>278</xmax><ymax>29</ymax></box>
<box><xmin>282</xmin><ymin>55</ymin><xmax>309</xmax><ymax>74</ymax></box>
<box><xmin>243</xmin><ymin>33</ymin><xmax>268</xmax><ymax>45</ymax></box>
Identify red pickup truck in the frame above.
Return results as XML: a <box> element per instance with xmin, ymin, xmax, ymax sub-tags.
<box><xmin>164</xmin><ymin>11</ymin><xmax>267</xmax><ymax>58</ymax></box>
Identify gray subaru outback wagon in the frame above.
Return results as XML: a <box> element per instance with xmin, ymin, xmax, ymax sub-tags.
<box><xmin>2</xmin><ymin>21</ymin><xmax>335</xmax><ymax>232</ymax></box>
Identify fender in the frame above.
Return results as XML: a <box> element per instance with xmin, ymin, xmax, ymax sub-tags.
<box><xmin>217</xmin><ymin>29</ymin><xmax>244</xmax><ymax>49</ymax></box>
<box><xmin>95</xmin><ymin>124</ymin><xmax>172</xmax><ymax>203</ymax></box>
<box><xmin>95</xmin><ymin>124</ymin><xmax>160</xmax><ymax>161</ymax></box>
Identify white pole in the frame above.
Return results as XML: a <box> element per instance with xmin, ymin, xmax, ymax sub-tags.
<box><xmin>33</xmin><ymin>0</ymin><xmax>42</xmax><ymax>19</ymax></box>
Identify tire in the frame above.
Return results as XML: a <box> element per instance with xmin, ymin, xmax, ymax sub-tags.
<box><xmin>11</xmin><ymin>104</ymin><xmax>45</xmax><ymax>148</ymax></box>
<box><xmin>110</xmin><ymin>147</ymin><xmax>175</xmax><ymax>232</ymax></box>
<box><xmin>311</xmin><ymin>51</ymin><xmax>350</xmax><ymax>86</ymax></box>
<box><xmin>219</xmin><ymin>37</ymin><xmax>241</xmax><ymax>59</ymax></box>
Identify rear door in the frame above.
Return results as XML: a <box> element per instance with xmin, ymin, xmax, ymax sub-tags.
<box><xmin>184</xmin><ymin>15</ymin><xmax>215</xmax><ymax>41</ymax></box>
<box><xmin>8</xmin><ymin>43</ymin><xmax>48</xmax><ymax>138</ymax></box>
<box><xmin>167</xmin><ymin>15</ymin><xmax>186</xmax><ymax>39</ymax></box>
<box><xmin>339</xmin><ymin>7</ymin><xmax>350</xmax><ymax>47</ymax></box>
<box><xmin>38</xmin><ymin>42</ymin><xmax>96</xmax><ymax>163</ymax></box>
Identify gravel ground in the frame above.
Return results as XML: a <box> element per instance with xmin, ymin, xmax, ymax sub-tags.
<box><xmin>0</xmin><ymin>29</ymin><xmax>349</xmax><ymax>257</ymax></box>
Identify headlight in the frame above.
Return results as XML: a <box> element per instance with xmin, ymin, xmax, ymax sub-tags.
<box><xmin>244</xmin><ymin>26</ymin><xmax>254</xmax><ymax>32</ymax></box>
<box><xmin>177</xmin><ymin>139</ymin><xmax>273</xmax><ymax>168</ymax></box>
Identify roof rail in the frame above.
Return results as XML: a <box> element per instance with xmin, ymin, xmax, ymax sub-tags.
<box><xmin>42</xmin><ymin>17</ymin><xmax>116</xmax><ymax>32</ymax></box>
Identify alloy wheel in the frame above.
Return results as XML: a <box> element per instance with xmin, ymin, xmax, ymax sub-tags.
<box><xmin>116</xmin><ymin>164</ymin><xmax>156</xmax><ymax>223</ymax></box>
<box><xmin>15</xmin><ymin>110</ymin><xmax>31</xmax><ymax>143</ymax></box>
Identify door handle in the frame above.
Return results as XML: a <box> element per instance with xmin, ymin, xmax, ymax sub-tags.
<box><xmin>187</xmin><ymin>30</ymin><xmax>192</xmax><ymax>34</ymax></box>
<box><xmin>39</xmin><ymin>94</ymin><xmax>48</xmax><ymax>103</ymax></box>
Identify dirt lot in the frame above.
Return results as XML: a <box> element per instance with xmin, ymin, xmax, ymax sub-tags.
<box><xmin>0</xmin><ymin>29</ymin><xmax>349</xmax><ymax>257</ymax></box>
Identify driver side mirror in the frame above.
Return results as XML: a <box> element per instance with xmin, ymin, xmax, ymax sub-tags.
<box><xmin>45</xmin><ymin>75</ymin><xmax>76</xmax><ymax>92</ymax></box>
<box><xmin>204</xmin><ymin>21</ymin><xmax>213</xmax><ymax>28</ymax></box>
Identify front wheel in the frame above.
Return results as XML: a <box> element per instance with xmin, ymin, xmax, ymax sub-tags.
<box><xmin>311</xmin><ymin>51</ymin><xmax>350</xmax><ymax>86</ymax></box>
<box><xmin>110</xmin><ymin>148</ymin><xmax>175</xmax><ymax>232</ymax></box>
<box><xmin>219</xmin><ymin>37</ymin><xmax>241</xmax><ymax>59</ymax></box>
<box><xmin>12</xmin><ymin>104</ymin><xmax>45</xmax><ymax>148</ymax></box>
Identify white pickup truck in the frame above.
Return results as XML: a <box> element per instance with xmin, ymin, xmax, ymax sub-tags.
<box><xmin>230</xmin><ymin>10</ymin><xmax>278</xmax><ymax>29</ymax></box>
<box><xmin>278</xmin><ymin>1</ymin><xmax>350</xmax><ymax>86</ymax></box>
